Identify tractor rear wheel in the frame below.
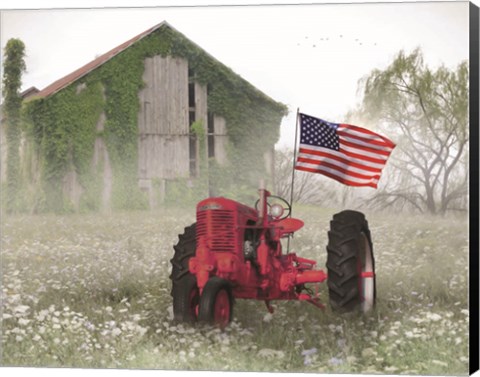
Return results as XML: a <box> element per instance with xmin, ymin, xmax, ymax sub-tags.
<box><xmin>170</xmin><ymin>224</ymin><xmax>198</xmax><ymax>322</ymax></box>
<box><xmin>198</xmin><ymin>277</ymin><xmax>233</xmax><ymax>328</ymax></box>
<box><xmin>326</xmin><ymin>210</ymin><xmax>376</xmax><ymax>312</ymax></box>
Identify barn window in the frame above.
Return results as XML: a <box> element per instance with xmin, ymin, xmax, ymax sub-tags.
<box><xmin>207</xmin><ymin>112</ymin><xmax>215</xmax><ymax>158</ymax></box>
<box><xmin>188</xmin><ymin>69</ymin><xmax>198</xmax><ymax>177</ymax></box>
<box><xmin>188</xmin><ymin>82</ymin><xmax>195</xmax><ymax>109</ymax></box>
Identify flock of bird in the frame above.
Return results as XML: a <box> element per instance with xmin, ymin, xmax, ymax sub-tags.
<box><xmin>297</xmin><ymin>34</ymin><xmax>378</xmax><ymax>48</ymax></box>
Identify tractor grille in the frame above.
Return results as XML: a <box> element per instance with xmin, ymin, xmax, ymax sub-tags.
<box><xmin>196</xmin><ymin>210</ymin><xmax>236</xmax><ymax>253</ymax></box>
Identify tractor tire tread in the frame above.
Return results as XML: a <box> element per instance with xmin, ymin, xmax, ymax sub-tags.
<box><xmin>326</xmin><ymin>210</ymin><xmax>375</xmax><ymax>312</ymax></box>
<box><xmin>170</xmin><ymin>224</ymin><xmax>196</xmax><ymax>298</ymax></box>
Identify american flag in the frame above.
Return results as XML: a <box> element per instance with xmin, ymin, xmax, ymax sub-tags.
<box><xmin>295</xmin><ymin>113</ymin><xmax>395</xmax><ymax>188</ymax></box>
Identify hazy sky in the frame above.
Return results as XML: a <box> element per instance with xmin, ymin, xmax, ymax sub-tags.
<box><xmin>0</xmin><ymin>0</ymin><xmax>470</xmax><ymax>148</ymax></box>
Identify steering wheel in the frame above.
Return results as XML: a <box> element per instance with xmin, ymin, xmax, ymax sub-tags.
<box><xmin>254</xmin><ymin>195</ymin><xmax>292</xmax><ymax>220</ymax></box>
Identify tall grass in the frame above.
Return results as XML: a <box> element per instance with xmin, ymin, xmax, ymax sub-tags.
<box><xmin>1</xmin><ymin>206</ymin><xmax>469</xmax><ymax>374</ymax></box>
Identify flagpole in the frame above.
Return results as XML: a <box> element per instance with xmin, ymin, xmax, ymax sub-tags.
<box><xmin>287</xmin><ymin>108</ymin><xmax>300</xmax><ymax>253</ymax></box>
<box><xmin>289</xmin><ymin>108</ymin><xmax>300</xmax><ymax>217</ymax></box>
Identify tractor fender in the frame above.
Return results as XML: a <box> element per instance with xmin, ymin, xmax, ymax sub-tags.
<box><xmin>275</xmin><ymin>218</ymin><xmax>304</xmax><ymax>237</ymax></box>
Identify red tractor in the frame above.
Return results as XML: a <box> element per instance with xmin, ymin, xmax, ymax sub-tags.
<box><xmin>170</xmin><ymin>184</ymin><xmax>375</xmax><ymax>327</ymax></box>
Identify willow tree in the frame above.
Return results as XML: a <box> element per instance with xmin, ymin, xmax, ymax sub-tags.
<box><xmin>2</xmin><ymin>38</ymin><xmax>26</xmax><ymax>213</ymax></box>
<box><xmin>358</xmin><ymin>48</ymin><xmax>468</xmax><ymax>215</ymax></box>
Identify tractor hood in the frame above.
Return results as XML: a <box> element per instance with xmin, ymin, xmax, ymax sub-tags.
<box><xmin>197</xmin><ymin>197</ymin><xmax>257</xmax><ymax>218</ymax></box>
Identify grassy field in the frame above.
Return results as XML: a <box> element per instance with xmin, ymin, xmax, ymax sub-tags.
<box><xmin>1</xmin><ymin>205</ymin><xmax>469</xmax><ymax>374</ymax></box>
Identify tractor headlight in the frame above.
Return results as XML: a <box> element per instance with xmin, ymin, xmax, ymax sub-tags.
<box><xmin>270</xmin><ymin>204</ymin><xmax>284</xmax><ymax>219</ymax></box>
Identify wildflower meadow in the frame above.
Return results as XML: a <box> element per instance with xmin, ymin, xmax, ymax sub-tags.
<box><xmin>1</xmin><ymin>205</ymin><xmax>469</xmax><ymax>374</ymax></box>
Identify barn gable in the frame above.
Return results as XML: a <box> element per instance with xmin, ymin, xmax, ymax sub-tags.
<box><xmin>22</xmin><ymin>22</ymin><xmax>287</xmax><ymax>213</ymax></box>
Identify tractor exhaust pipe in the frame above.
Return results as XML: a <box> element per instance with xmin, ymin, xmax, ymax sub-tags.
<box><xmin>257</xmin><ymin>179</ymin><xmax>269</xmax><ymax>226</ymax></box>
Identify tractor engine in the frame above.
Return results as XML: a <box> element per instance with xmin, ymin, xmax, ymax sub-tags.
<box><xmin>189</xmin><ymin>197</ymin><xmax>258</xmax><ymax>292</ymax></box>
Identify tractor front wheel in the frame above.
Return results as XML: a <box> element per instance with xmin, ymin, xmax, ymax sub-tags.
<box><xmin>198</xmin><ymin>277</ymin><xmax>233</xmax><ymax>328</ymax></box>
<box><xmin>326</xmin><ymin>210</ymin><xmax>376</xmax><ymax>312</ymax></box>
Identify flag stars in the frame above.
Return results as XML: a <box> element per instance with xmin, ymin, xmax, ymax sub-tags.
<box><xmin>299</xmin><ymin>114</ymin><xmax>339</xmax><ymax>151</ymax></box>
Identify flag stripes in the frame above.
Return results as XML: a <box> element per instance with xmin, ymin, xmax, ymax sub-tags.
<box><xmin>295</xmin><ymin>165</ymin><xmax>379</xmax><ymax>188</ymax></box>
<box><xmin>297</xmin><ymin>149</ymin><xmax>383</xmax><ymax>173</ymax></box>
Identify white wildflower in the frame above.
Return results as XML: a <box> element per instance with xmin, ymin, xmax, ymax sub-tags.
<box><xmin>132</xmin><ymin>314</ymin><xmax>141</xmax><ymax>322</ymax></box>
<box><xmin>112</xmin><ymin>328</ymin><xmax>122</xmax><ymax>337</ymax></box>
<box><xmin>14</xmin><ymin>305</ymin><xmax>30</xmax><ymax>314</ymax></box>
<box><xmin>37</xmin><ymin>310</ymin><xmax>49</xmax><ymax>321</ymax></box>
<box><xmin>429</xmin><ymin>313</ymin><xmax>442</xmax><ymax>322</ymax></box>
<box><xmin>258</xmin><ymin>348</ymin><xmax>285</xmax><ymax>359</ymax></box>
<box><xmin>18</xmin><ymin>318</ymin><xmax>30</xmax><ymax>326</ymax></box>
<box><xmin>385</xmin><ymin>366</ymin><xmax>398</xmax><ymax>372</ymax></box>
<box><xmin>432</xmin><ymin>360</ymin><xmax>448</xmax><ymax>367</ymax></box>
<box><xmin>263</xmin><ymin>313</ymin><xmax>273</xmax><ymax>322</ymax></box>
<box><xmin>167</xmin><ymin>305</ymin><xmax>174</xmax><ymax>320</ymax></box>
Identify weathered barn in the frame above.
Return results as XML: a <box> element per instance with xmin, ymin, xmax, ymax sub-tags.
<box><xmin>16</xmin><ymin>22</ymin><xmax>287</xmax><ymax>212</ymax></box>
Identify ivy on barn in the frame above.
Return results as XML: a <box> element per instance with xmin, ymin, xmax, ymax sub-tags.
<box><xmin>24</xmin><ymin>23</ymin><xmax>287</xmax><ymax>212</ymax></box>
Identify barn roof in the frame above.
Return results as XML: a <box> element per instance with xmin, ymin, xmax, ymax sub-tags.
<box><xmin>35</xmin><ymin>21</ymin><xmax>282</xmax><ymax>109</ymax></box>
<box><xmin>36</xmin><ymin>22</ymin><xmax>166</xmax><ymax>98</ymax></box>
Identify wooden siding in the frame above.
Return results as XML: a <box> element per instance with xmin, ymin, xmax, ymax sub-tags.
<box><xmin>195</xmin><ymin>81</ymin><xmax>208</xmax><ymax>171</ymax></box>
<box><xmin>137</xmin><ymin>55</ymin><xmax>189</xmax><ymax>180</ymax></box>
<box><xmin>213</xmin><ymin>115</ymin><xmax>228</xmax><ymax>165</ymax></box>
